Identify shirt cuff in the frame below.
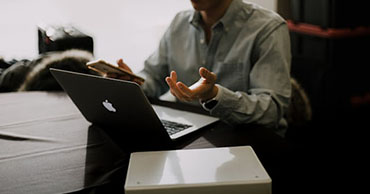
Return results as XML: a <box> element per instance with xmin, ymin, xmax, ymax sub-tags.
<box><xmin>200</xmin><ymin>84</ymin><xmax>223</xmax><ymax>111</ymax></box>
<box><xmin>213</xmin><ymin>84</ymin><xmax>223</xmax><ymax>101</ymax></box>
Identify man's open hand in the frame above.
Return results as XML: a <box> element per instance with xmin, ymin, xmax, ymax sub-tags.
<box><xmin>165</xmin><ymin>67</ymin><xmax>218</xmax><ymax>102</ymax></box>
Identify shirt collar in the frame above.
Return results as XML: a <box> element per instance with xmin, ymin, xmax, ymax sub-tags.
<box><xmin>189</xmin><ymin>10</ymin><xmax>201</xmax><ymax>29</ymax></box>
<box><xmin>189</xmin><ymin>0</ymin><xmax>243</xmax><ymax>31</ymax></box>
<box><xmin>218</xmin><ymin>0</ymin><xmax>243</xmax><ymax>30</ymax></box>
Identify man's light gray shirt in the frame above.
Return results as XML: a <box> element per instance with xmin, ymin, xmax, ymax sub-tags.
<box><xmin>139</xmin><ymin>0</ymin><xmax>291</xmax><ymax>136</ymax></box>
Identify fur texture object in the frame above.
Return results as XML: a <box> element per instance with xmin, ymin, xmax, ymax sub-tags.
<box><xmin>0</xmin><ymin>49</ymin><xmax>96</xmax><ymax>92</ymax></box>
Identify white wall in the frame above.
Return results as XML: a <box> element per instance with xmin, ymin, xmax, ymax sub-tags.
<box><xmin>0</xmin><ymin>0</ymin><xmax>276</xmax><ymax>72</ymax></box>
<box><xmin>0</xmin><ymin>0</ymin><xmax>192</xmax><ymax>72</ymax></box>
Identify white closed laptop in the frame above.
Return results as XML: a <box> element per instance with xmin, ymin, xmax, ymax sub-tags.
<box><xmin>125</xmin><ymin>146</ymin><xmax>271</xmax><ymax>194</ymax></box>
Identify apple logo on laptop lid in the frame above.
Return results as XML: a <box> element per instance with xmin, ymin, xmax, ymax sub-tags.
<box><xmin>102</xmin><ymin>99</ymin><xmax>116</xmax><ymax>112</ymax></box>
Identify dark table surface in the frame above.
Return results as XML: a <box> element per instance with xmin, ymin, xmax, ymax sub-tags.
<box><xmin>0</xmin><ymin>91</ymin><xmax>316</xmax><ymax>194</ymax></box>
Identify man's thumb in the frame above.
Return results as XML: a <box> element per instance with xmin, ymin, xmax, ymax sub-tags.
<box><xmin>199</xmin><ymin>67</ymin><xmax>216</xmax><ymax>82</ymax></box>
<box><xmin>117</xmin><ymin>59</ymin><xmax>125</xmax><ymax>68</ymax></box>
<box><xmin>117</xmin><ymin>59</ymin><xmax>132</xmax><ymax>72</ymax></box>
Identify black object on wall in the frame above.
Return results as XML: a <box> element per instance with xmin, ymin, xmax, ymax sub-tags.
<box><xmin>38</xmin><ymin>25</ymin><xmax>94</xmax><ymax>55</ymax></box>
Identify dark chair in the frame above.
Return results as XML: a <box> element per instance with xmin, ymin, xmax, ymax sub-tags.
<box><xmin>285</xmin><ymin>77</ymin><xmax>312</xmax><ymax>141</ymax></box>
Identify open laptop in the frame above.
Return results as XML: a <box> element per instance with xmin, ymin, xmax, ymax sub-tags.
<box><xmin>50</xmin><ymin>68</ymin><xmax>219</xmax><ymax>151</ymax></box>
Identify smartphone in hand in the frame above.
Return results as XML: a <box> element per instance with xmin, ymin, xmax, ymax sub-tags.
<box><xmin>87</xmin><ymin>59</ymin><xmax>145</xmax><ymax>83</ymax></box>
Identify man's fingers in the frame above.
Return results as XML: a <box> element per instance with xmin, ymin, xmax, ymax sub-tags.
<box><xmin>177</xmin><ymin>82</ymin><xmax>193</xmax><ymax>97</ymax></box>
<box><xmin>170</xmin><ymin>71</ymin><xmax>177</xmax><ymax>82</ymax></box>
<box><xmin>169</xmin><ymin>89</ymin><xmax>181</xmax><ymax>101</ymax></box>
<box><xmin>117</xmin><ymin>58</ymin><xmax>133</xmax><ymax>72</ymax></box>
<box><xmin>166</xmin><ymin>77</ymin><xmax>192</xmax><ymax>101</ymax></box>
<box><xmin>166</xmin><ymin>77</ymin><xmax>181</xmax><ymax>98</ymax></box>
<box><xmin>166</xmin><ymin>77</ymin><xmax>176</xmax><ymax>88</ymax></box>
<box><xmin>199</xmin><ymin>67</ymin><xmax>216</xmax><ymax>83</ymax></box>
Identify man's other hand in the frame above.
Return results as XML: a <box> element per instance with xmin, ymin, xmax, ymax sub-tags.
<box><xmin>106</xmin><ymin>59</ymin><xmax>143</xmax><ymax>85</ymax></box>
<box><xmin>165</xmin><ymin>67</ymin><xmax>218</xmax><ymax>102</ymax></box>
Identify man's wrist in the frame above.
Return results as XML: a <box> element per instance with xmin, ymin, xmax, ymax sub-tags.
<box><xmin>201</xmin><ymin>85</ymin><xmax>219</xmax><ymax>102</ymax></box>
<box><xmin>200</xmin><ymin>85</ymin><xmax>221</xmax><ymax>111</ymax></box>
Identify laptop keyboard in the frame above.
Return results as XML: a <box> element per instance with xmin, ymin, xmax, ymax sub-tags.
<box><xmin>160</xmin><ymin>119</ymin><xmax>192</xmax><ymax>136</ymax></box>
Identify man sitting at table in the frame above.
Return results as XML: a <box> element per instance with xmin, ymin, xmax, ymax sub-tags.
<box><xmin>110</xmin><ymin>0</ymin><xmax>291</xmax><ymax>137</ymax></box>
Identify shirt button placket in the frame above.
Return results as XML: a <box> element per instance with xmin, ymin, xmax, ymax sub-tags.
<box><xmin>199</xmin><ymin>35</ymin><xmax>207</xmax><ymax>67</ymax></box>
<box><xmin>202</xmin><ymin>59</ymin><xmax>206</xmax><ymax>66</ymax></box>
